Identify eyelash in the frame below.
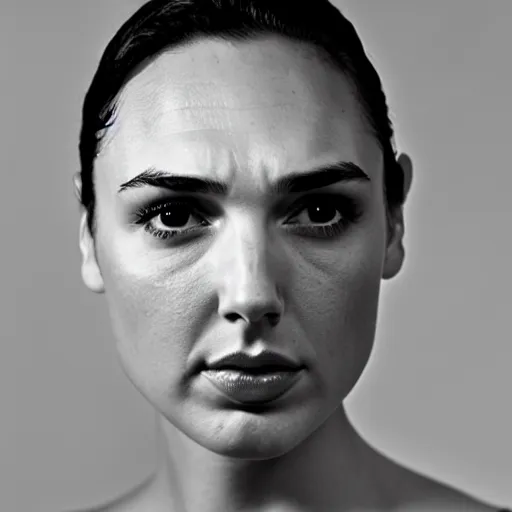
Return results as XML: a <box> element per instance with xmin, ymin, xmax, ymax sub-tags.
<box><xmin>133</xmin><ymin>195</ymin><xmax>362</xmax><ymax>241</ymax></box>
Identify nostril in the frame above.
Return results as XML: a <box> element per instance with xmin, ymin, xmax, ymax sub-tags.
<box><xmin>223</xmin><ymin>312</ymin><xmax>280</xmax><ymax>325</ymax></box>
<box><xmin>224</xmin><ymin>312</ymin><xmax>241</xmax><ymax>323</ymax></box>
<box><xmin>266</xmin><ymin>313</ymin><xmax>280</xmax><ymax>327</ymax></box>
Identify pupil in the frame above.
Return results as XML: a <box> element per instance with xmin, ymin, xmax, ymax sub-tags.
<box><xmin>308</xmin><ymin>203</ymin><xmax>336</xmax><ymax>224</ymax></box>
<box><xmin>160</xmin><ymin>207</ymin><xmax>190</xmax><ymax>228</ymax></box>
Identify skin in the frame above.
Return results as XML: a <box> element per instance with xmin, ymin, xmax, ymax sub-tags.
<box><xmin>74</xmin><ymin>35</ymin><xmax>498</xmax><ymax>511</ymax></box>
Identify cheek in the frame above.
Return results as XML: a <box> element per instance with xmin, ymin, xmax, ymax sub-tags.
<box><xmin>98</xmin><ymin>243</ymin><xmax>207</xmax><ymax>397</ymax></box>
<box><xmin>294</xmin><ymin>223</ymin><xmax>386</xmax><ymax>392</ymax></box>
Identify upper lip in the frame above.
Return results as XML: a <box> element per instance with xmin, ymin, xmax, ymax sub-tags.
<box><xmin>206</xmin><ymin>350</ymin><xmax>302</xmax><ymax>371</ymax></box>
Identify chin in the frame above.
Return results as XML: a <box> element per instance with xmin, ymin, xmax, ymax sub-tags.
<box><xmin>159</xmin><ymin>394</ymin><xmax>335</xmax><ymax>461</ymax></box>
<box><xmin>192</xmin><ymin>418</ymin><xmax>309</xmax><ymax>460</ymax></box>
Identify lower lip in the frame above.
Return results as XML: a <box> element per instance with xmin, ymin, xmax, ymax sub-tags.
<box><xmin>201</xmin><ymin>369</ymin><xmax>303</xmax><ymax>405</ymax></box>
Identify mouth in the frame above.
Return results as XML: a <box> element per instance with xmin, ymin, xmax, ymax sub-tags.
<box><xmin>200</xmin><ymin>350</ymin><xmax>305</xmax><ymax>405</ymax></box>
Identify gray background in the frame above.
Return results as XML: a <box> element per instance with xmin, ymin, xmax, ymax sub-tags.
<box><xmin>3</xmin><ymin>1</ymin><xmax>511</xmax><ymax>511</ymax></box>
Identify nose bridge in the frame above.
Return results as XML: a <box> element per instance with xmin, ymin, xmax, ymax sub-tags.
<box><xmin>216</xmin><ymin>219</ymin><xmax>284</xmax><ymax>325</ymax></box>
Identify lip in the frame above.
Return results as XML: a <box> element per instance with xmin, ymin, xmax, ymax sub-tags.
<box><xmin>201</xmin><ymin>350</ymin><xmax>304</xmax><ymax>405</ymax></box>
<box><xmin>201</xmin><ymin>368</ymin><xmax>304</xmax><ymax>405</ymax></box>
<box><xmin>206</xmin><ymin>349</ymin><xmax>302</xmax><ymax>372</ymax></box>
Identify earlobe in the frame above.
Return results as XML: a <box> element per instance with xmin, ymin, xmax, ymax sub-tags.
<box><xmin>78</xmin><ymin>211</ymin><xmax>105</xmax><ymax>294</ymax></box>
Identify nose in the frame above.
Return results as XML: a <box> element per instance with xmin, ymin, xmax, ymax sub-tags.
<box><xmin>215</xmin><ymin>223</ymin><xmax>284</xmax><ymax>327</ymax></box>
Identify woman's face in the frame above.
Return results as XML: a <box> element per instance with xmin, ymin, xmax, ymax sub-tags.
<box><xmin>78</xmin><ymin>35</ymin><xmax>405</xmax><ymax>458</ymax></box>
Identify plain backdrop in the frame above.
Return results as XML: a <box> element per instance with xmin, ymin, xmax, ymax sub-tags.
<box><xmin>3</xmin><ymin>1</ymin><xmax>511</xmax><ymax>511</ymax></box>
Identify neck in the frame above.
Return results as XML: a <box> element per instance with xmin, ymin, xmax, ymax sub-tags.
<box><xmin>151</xmin><ymin>405</ymin><xmax>389</xmax><ymax>512</ymax></box>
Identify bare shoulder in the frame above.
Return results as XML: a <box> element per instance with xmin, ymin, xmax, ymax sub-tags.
<box><xmin>393</xmin><ymin>486</ymin><xmax>505</xmax><ymax>512</ymax></box>
<box><xmin>384</xmin><ymin>459</ymin><xmax>505</xmax><ymax>512</ymax></box>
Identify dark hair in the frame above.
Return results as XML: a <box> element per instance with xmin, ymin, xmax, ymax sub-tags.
<box><xmin>78</xmin><ymin>0</ymin><xmax>404</xmax><ymax>236</ymax></box>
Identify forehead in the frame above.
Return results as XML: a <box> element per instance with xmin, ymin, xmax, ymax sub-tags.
<box><xmin>95</xmin><ymin>35</ymin><xmax>382</xmax><ymax>190</ymax></box>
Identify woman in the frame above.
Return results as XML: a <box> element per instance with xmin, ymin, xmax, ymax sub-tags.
<box><xmin>72</xmin><ymin>0</ymin><xmax>510</xmax><ymax>510</ymax></box>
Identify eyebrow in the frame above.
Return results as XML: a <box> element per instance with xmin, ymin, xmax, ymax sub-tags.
<box><xmin>118</xmin><ymin>161</ymin><xmax>370</xmax><ymax>196</ymax></box>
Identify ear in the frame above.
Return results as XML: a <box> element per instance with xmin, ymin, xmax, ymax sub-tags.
<box><xmin>73</xmin><ymin>173</ymin><xmax>105</xmax><ymax>293</ymax></box>
<box><xmin>382</xmin><ymin>153</ymin><xmax>413</xmax><ymax>280</ymax></box>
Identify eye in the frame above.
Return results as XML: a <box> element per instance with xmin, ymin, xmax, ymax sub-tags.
<box><xmin>134</xmin><ymin>200</ymin><xmax>210</xmax><ymax>240</ymax></box>
<box><xmin>288</xmin><ymin>199</ymin><xmax>342</xmax><ymax>226</ymax></box>
<box><xmin>284</xmin><ymin>194</ymin><xmax>361</xmax><ymax>238</ymax></box>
